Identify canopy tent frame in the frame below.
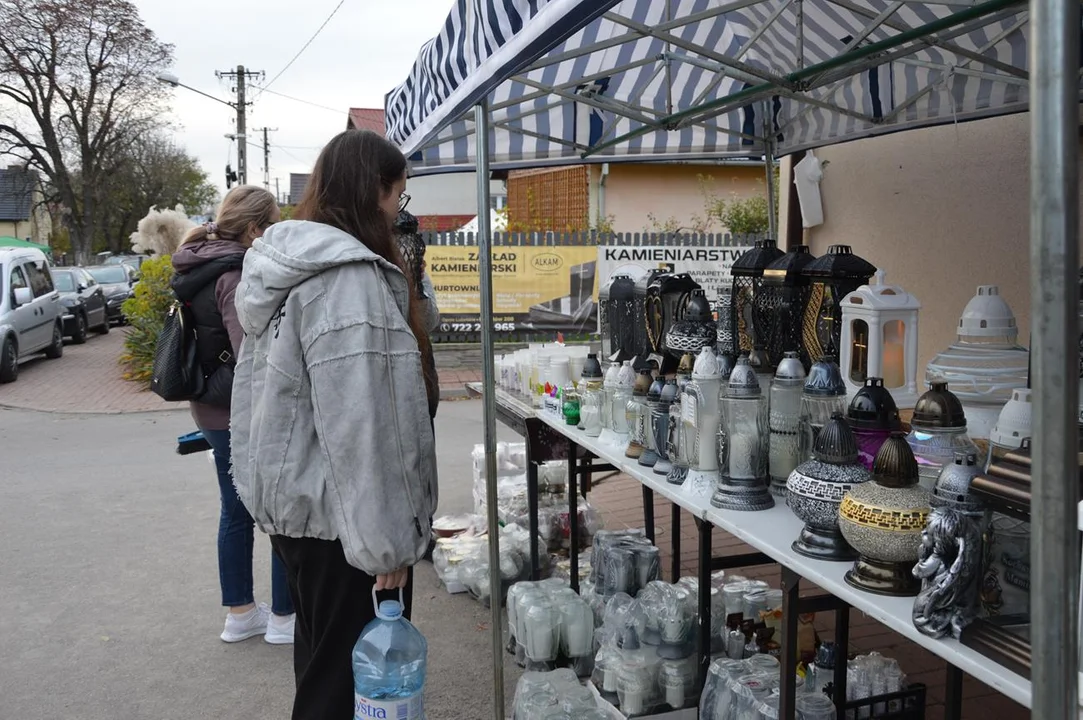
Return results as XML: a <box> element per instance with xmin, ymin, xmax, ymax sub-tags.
<box><xmin>385</xmin><ymin>0</ymin><xmax>1081</xmax><ymax>717</ymax></box>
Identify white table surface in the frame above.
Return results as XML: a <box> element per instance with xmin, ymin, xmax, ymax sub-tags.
<box><xmin>526</xmin><ymin>397</ymin><xmax>1035</xmax><ymax>710</ymax></box>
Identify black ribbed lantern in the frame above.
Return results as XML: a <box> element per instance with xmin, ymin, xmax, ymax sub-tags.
<box><xmin>647</xmin><ymin>272</ymin><xmax>701</xmax><ymax>374</ymax></box>
<box><xmin>730</xmin><ymin>239</ymin><xmax>785</xmax><ymax>356</ymax></box>
<box><xmin>600</xmin><ymin>274</ymin><xmax>637</xmax><ymax>362</ymax></box>
<box><xmin>760</xmin><ymin>245</ymin><xmax>817</xmax><ymax>369</ymax></box>
<box><xmin>801</xmin><ymin>245</ymin><xmax>876</xmax><ymax>363</ymax></box>
<box><xmin>633</xmin><ymin>269</ymin><xmax>664</xmax><ymax>367</ymax></box>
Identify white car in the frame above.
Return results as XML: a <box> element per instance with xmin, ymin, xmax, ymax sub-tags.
<box><xmin>0</xmin><ymin>247</ymin><xmax>63</xmax><ymax>383</ymax></box>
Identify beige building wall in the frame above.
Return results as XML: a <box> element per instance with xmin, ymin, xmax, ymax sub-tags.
<box><xmin>600</xmin><ymin>163</ymin><xmax>769</xmax><ymax>234</ymax></box>
<box><xmin>795</xmin><ymin>111</ymin><xmax>1083</xmax><ymax>377</ymax></box>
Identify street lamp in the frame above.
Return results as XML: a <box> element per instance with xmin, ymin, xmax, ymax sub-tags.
<box><xmin>156</xmin><ymin>71</ymin><xmax>247</xmax><ymax>185</ymax></box>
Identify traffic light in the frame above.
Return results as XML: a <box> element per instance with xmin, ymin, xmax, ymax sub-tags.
<box><xmin>225</xmin><ymin>164</ymin><xmax>238</xmax><ymax>189</ymax></box>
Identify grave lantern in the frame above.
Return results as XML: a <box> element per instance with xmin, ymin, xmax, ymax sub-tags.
<box><xmin>801</xmin><ymin>245</ymin><xmax>876</xmax><ymax>363</ymax></box>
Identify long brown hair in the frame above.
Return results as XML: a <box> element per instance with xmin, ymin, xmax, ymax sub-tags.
<box><xmin>295</xmin><ymin>129</ymin><xmax>436</xmax><ymax>404</ymax></box>
<box><xmin>182</xmin><ymin>185</ymin><xmax>277</xmax><ymax>246</ymax></box>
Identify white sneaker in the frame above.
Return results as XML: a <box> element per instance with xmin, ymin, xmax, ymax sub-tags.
<box><xmin>220</xmin><ymin>603</ymin><xmax>270</xmax><ymax>643</ymax></box>
<box><xmin>265</xmin><ymin>612</ymin><xmax>295</xmax><ymax>645</ymax></box>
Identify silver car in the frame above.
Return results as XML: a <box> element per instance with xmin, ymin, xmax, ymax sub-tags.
<box><xmin>0</xmin><ymin>247</ymin><xmax>63</xmax><ymax>383</ymax></box>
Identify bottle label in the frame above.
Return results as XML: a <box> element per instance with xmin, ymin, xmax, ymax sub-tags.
<box><xmin>355</xmin><ymin>691</ymin><xmax>423</xmax><ymax>720</ymax></box>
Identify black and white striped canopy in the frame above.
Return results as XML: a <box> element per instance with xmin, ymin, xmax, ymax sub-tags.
<box><xmin>385</xmin><ymin>0</ymin><xmax>1062</xmax><ymax>175</ymax></box>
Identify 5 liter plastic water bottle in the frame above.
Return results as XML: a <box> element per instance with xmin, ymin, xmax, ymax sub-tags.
<box><xmin>353</xmin><ymin>588</ymin><xmax>427</xmax><ymax>720</ymax></box>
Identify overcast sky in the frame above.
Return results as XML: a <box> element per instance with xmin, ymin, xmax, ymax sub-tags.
<box><xmin>138</xmin><ymin>0</ymin><xmax>452</xmax><ymax>201</ymax></box>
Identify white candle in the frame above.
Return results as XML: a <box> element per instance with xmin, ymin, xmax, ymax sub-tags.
<box><xmin>883</xmin><ymin>321</ymin><xmax>906</xmax><ymax>389</ymax></box>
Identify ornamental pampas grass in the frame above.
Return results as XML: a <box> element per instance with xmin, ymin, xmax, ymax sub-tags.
<box><xmin>130</xmin><ymin>204</ymin><xmax>195</xmax><ymax>256</ymax></box>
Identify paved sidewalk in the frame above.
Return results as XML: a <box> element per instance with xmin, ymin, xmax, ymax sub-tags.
<box><xmin>0</xmin><ymin>331</ymin><xmax>485</xmax><ymax>414</ymax></box>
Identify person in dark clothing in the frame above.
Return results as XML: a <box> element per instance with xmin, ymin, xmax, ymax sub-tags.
<box><xmin>171</xmin><ymin>185</ymin><xmax>293</xmax><ymax>644</ymax></box>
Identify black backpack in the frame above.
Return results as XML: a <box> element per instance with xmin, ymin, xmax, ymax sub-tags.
<box><xmin>150</xmin><ymin>298</ymin><xmax>205</xmax><ymax>401</ymax></box>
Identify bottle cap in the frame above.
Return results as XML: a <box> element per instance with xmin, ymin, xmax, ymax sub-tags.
<box><xmin>377</xmin><ymin>600</ymin><xmax>403</xmax><ymax>620</ymax></box>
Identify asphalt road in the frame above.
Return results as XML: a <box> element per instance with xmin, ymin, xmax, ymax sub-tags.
<box><xmin>0</xmin><ymin>400</ymin><xmax>521</xmax><ymax>720</ymax></box>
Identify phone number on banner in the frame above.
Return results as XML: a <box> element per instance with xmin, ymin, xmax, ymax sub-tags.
<box><xmin>438</xmin><ymin>317</ymin><xmax>519</xmax><ymax>333</ymax></box>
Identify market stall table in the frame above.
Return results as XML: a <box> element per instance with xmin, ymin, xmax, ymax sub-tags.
<box><xmin>529</xmin><ymin>399</ymin><xmax>1034</xmax><ymax>720</ymax></box>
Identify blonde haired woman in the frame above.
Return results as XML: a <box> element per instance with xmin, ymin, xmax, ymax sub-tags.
<box><xmin>171</xmin><ymin>185</ymin><xmax>293</xmax><ymax>643</ymax></box>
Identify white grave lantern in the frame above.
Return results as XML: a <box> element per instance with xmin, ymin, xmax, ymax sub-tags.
<box><xmin>839</xmin><ymin>270</ymin><xmax>921</xmax><ymax>410</ymax></box>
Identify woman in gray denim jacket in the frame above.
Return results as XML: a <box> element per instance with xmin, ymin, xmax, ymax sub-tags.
<box><xmin>230</xmin><ymin>130</ymin><xmax>438</xmax><ymax>720</ymax></box>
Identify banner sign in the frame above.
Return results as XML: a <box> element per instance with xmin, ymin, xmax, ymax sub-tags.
<box><xmin>595</xmin><ymin>244</ymin><xmax>754</xmax><ymax>308</ymax></box>
<box><xmin>427</xmin><ymin>245</ymin><xmax>598</xmax><ymax>334</ymax></box>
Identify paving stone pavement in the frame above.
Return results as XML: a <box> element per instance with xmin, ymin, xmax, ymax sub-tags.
<box><xmin>0</xmin><ymin>331</ymin><xmax>484</xmax><ymax>414</ymax></box>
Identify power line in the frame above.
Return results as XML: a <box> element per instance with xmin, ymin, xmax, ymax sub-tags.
<box><xmin>258</xmin><ymin>0</ymin><xmax>345</xmax><ymax>95</ymax></box>
<box><xmin>271</xmin><ymin>143</ymin><xmax>310</xmax><ymax>165</ymax></box>
<box><xmin>248</xmin><ymin>84</ymin><xmax>344</xmax><ymax>116</ymax></box>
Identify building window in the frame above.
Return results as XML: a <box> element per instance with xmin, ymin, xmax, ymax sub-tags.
<box><xmin>490</xmin><ymin>195</ymin><xmax>507</xmax><ymax>211</ymax></box>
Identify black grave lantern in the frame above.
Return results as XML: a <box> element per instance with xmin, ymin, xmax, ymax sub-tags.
<box><xmin>760</xmin><ymin>245</ymin><xmax>818</xmax><ymax>369</ymax></box>
<box><xmin>633</xmin><ymin>268</ymin><xmax>664</xmax><ymax>367</ymax></box>
<box><xmin>600</xmin><ymin>274</ymin><xmax>637</xmax><ymax>363</ymax></box>
<box><xmin>665</xmin><ymin>289</ymin><xmax>716</xmax><ymax>358</ymax></box>
<box><xmin>647</xmin><ymin>272</ymin><xmax>700</xmax><ymax>374</ymax></box>
<box><xmin>730</xmin><ymin>239</ymin><xmax>785</xmax><ymax>356</ymax></box>
<box><xmin>801</xmin><ymin>245</ymin><xmax>876</xmax><ymax>363</ymax></box>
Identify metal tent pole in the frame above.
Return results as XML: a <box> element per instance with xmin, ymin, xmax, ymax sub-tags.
<box><xmin>1029</xmin><ymin>0</ymin><xmax>1080</xmax><ymax>715</ymax></box>
<box><xmin>474</xmin><ymin>100</ymin><xmax>505</xmax><ymax>720</ymax></box>
<box><xmin>763</xmin><ymin>101</ymin><xmax>777</xmax><ymax>239</ymax></box>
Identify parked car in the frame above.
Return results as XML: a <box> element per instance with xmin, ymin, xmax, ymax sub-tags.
<box><xmin>85</xmin><ymin>265</ymin><xmax>137</xmax><ymax>325</ymax></box>
<box><xmin>104</xmin><ymin>254</ymin><xmax>149</xmax><ymax>276</ymax></box>
<box><xmin>51</xmin><ymin>267</ymin><xmax>110</xmax><ymax>343</ymax></box>
<box><xmin>0</xmin><ymin>246</ymin><xmax>63</xmax><ymax>382</ymax></box>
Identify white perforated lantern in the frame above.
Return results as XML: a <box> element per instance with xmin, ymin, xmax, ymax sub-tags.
<box><xmin>839</xmin><ymin>270</ymin><xmax>921</xmax><ymax>410</ymax></box>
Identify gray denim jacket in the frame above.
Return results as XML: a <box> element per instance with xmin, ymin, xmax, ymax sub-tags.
<box><xmin>230</xmin><ymin>220</ymin><xmax>437</xmax><ymax>576</ymax></box>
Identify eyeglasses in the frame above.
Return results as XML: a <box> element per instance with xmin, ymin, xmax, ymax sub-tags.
<box><xmin>398</xmin><ymin>192</ymin><xmax>411</xmax><ymax>212</ymax></box>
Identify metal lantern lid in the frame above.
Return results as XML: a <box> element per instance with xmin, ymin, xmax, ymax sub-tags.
<box><xmin>912</xmin><ymin>381</ymin><xmax>967</xmax><ymax>429</ymax></box>
<box><xmin>871</xmin><ymin>431</ymin><xmax>921</xmax><ymax>489</ymax></box>
<box><xmin>749</xmin><ymin>345</ymin><xmax>774</xmax><ymax>375</ymax></box>
<box><xmin>804</xmin><ymin>355</ymin><xmax>846</xmax><ymax>397</ymax></box>
<box><xmin>958</xmin><ymin>285</ymin><xmax>1017</xmax><ymax>339</ymax></box>
<box><xmin>774</xmin><ymin>351</ymin><xmax>806</xmax><ymax>385</ymax></box>
<box><xmin>813</xmin><ymin>413</ymin><xmax>860</xmax><ymax>464</ymax></box>
<box><xmin>727</xmin><ymin>355</ymin><xmax>762</xmax><ymax>397</ymax></box>
<box><xmin>677</xmin><ymin>352</ymin><xmax>696</xmax><ymax>376</ymax></box>
<box><xmin>847</xmin><ymin>378</ymin><xmax>903</xmax><ymax>430</ymax></box>
<box><xmin>715</xmin><ymin>350</ymin><xmax>736</xmax><ymax>383</ymax></box>
<box><xmin>762</xmin><ymin>245</ymin><xmax>817</xmax><ymax>285</ymax></box>
<box><xmin>931</xmin><ymin>450</ymin><xmax>984</xmax><ymax>514</ymax></box>
<box><xmin>661</xmin><ymin>378</ymin><xmax>680</xmax><ymax>403</ymax></box>
<box><xmin>731</xmin><ymin>239</ymin><xmax>785</xmax><ymax>278</ymax></box>
<box><xmin>604</xmin><ymin>361</ymin><xmax>622</xmax><ymax>387</ymax></box>
<box><xmin>685</xmin><ymin>289</ymin><xmax>713</xmax><ymax>323</ymax></box>
<box><xmin>582</xmin><ymin>353</ymin><xmax>604</xmax><ymax>379</ymax></box>
<box><xmin>647</xmin><ymin>375</ymin><xmax>665</xmax><ymax>401</ymax></box>
<box><xmin>801</xmin><ymin>244</ymin><xmax>877</xmax><ymax>281</ymax></box>
<box><xmin>693</xmin><ymin>347</ymin><xmax>723</xmax><ymax>380</ymax></box>
<box><xmin>607</xmin><ymin>274</ymin><xmax>636</xmax><ymax>301</ymax></box>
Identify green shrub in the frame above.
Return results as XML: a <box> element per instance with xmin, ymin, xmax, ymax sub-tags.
<box><xmin>119</xmin><ymin>255</ymin><xmax>174</xmax><ymax>385</ymax></box>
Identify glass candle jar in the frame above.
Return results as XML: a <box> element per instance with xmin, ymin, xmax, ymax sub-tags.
<box><xmin>847</xmin><ymin>377</ymin><xmax>902</xmax><ymax>471</ymax></box>
<box><xmin>799</xmin><ymin>355</ymin><xmax>848</xmax><ymax>463</ymax></box>
<box><xmin>652</xmin><ymin>378</ymin><xmax>680</xmax><ymax>476</ymax></box>
<box><xmin>639</xmin><ymin>375</ymin><xmax>666</xmax><ymax>467</ymax></box>
<box><xmin>906</xmin><ymin>381</ymin><xmax>979</xmax><ymax>492</ymax></box>
<box><xmin>626</xmin><ymin>368</ymin><xmax>653</xmax><ymax>459</ymax></box>
<box><xmin>610</xmin><ymin>361</ymin><xmax>637</xmax><ymax>444</ymax></box>
<box><xmin>769</xmin><ymin>351</ymin><xmax>806</xmax><ymax>496</ymax></box>
<box><xmin>560</xmin><ymin>597</ymin><xmax>595</xmax><ymax>658</ymax></box>
<box><xmin>714</xmin><ymin>355</ymin><xmax>773</xmax><ymax>511</ymax></box>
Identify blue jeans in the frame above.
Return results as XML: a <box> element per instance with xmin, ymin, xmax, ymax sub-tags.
<box><xmin>202</xmin><ymin>428</ymin><xmax>293</xmax><ymax>615</ymax></box>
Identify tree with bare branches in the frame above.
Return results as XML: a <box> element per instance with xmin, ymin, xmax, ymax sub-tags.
<box><xmin>0</xmin><ymin>0</ymin><xmax>173</xmax><ymax>263</ymax></box>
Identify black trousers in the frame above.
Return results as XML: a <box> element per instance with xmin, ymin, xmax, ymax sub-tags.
<box><xmin>270</xmin><ymin>536</ymin><xmax>414</xmax><ymax>720</ymax></box>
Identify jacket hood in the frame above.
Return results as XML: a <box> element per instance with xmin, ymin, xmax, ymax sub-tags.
<box><xmin>236</xmin><ymin>220</ymin><xmax>400</xmax><ymax>336</ymax></box>
<box><xmin>171</xmin><ymin>238</ymin><xmax>246</xmax><ymax>302</ymax></box>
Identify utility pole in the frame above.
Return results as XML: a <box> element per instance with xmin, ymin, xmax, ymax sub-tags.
<box><xmin>252</xmin><ymin>127</ymin><xmax>278</xmax><ymax>191</ymax></box>
<box><xmin>275</xmin><ymin>177</ymin><xmax>281</xmax><ymax>204</ymax></box>
<box><xmin>215</xmin><ymin>65</ymin><xmax>264</xmax><ymax>186</ymax></box>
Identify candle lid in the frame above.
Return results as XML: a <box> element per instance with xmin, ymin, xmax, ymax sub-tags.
<box><xmin>912</xmin><ymin>381</ymin><xmax>967</xmax><ymax>429</ymax></box>
<box><xmin>813</xmin><ymin>413</ymin><xmax>860</xmax><ymax>464</ymax></box>
<box><xmin>804</xmin><ymin>355</ymin><xmax>846</xmax><ymax>396</ymax></box>
<box><xmin>871</xmin><ymin>432</ymin><xmax>921</xmax><ymax>488</ymax></box>
<box><xmin>727</xmin><ymin>355</ymin><xmax>762</xmax><ymax>397</ymax></box>
<box><xmin>684</xmin><ymin>288</ymin><xmax>714</xmax><ymax>323</ymax></box>
<box><xmin>932</xmin><ymin>450</ymin><xmax>984</xmax><ymax>513</ymax></box>
<box><xmin>731</xmin><ymin>239</ymin><xmax>785</xmax><ymax>277</ymax></box>
<box><xmin>660</xmin><ymin>378</ymin><xmax>680</xmax><ymax>403</ymax></box>
<box><xmin>692</xmin><ymin>346</ymin><xmax>723</xmax><ymax>379</ymax></box>
<box><xmin>847</xmin><ymin>378</ymin><xmax>902</xmax><ymax>430</ymax></box>
<box><xmin>763</xmin><ymin>244</ymin><xmax>817</xmax><ymax>285</ymax></box>
<box><xmin>647</xmin><ymin>376</ymin><xmax>665</xmax><ymax>401</ymax></box>
<box><xmin>582</xmin><ymin>353</ymin><xmax>604</xmax><ymax>379</ymax></box>
<box><xmin>801</xmin><ymin>244</ymin><xmax>876</xmax><ymax>280</ymax></box>
<box><xmin>958</xmin><ymin>285</ymin><xmax>1018</xmax><ymax>339</ymax></box>
<box><xmin>774</xmin><ymin>351</ymin><xmax>806</xmax><ymax>385</ymax></box>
